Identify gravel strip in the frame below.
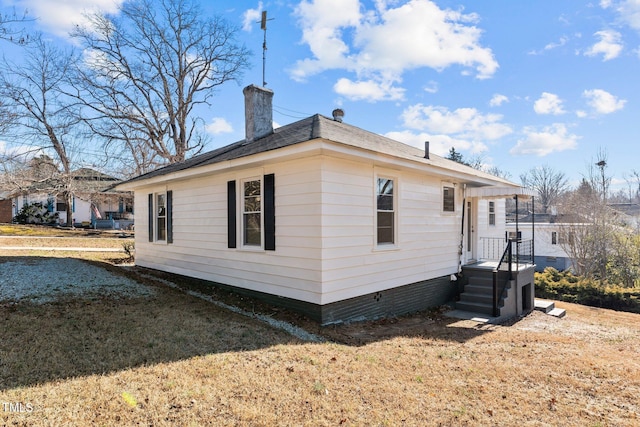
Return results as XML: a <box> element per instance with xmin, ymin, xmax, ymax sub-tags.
<box><xmin>0</xmin><ymin>258</ymin><xmax>154</xmax><ymax>303</ymax></box>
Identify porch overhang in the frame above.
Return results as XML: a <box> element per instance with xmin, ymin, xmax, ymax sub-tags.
<box><xmin>465</xmin><ymin>186</ymin><xmax>535</xmax><ymax>199</ymax></box>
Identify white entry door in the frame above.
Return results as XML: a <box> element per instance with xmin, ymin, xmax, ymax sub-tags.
<box><xmin>465</xmin><ymin>199</ymin><xmax>477</xmax><ymax>263</ymax></box>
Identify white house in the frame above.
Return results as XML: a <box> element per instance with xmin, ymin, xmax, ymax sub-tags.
<box><xmin>507</xmin><ymin>221</ymin><xmax>573</xmax><ymax>272</ymax></box>
<box><xmin>11</xmin><ymin>168</ymin><xmax>133</xmax><ymax>228</ymax></box>
<box><xmin>116</xmin><ymin>85</ymin><xmax>535</xmax><ymax>324</ymax></box>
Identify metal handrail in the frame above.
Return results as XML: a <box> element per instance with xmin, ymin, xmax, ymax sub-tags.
<box><xmin>492</xmin><ymin>239</ymin><xmax>513</xmax><ymax>317</ymax></box>
<box><xmin>492</xmin><ymin>238</ymin><xmax>534</xmax><ymax>316</ymax></box>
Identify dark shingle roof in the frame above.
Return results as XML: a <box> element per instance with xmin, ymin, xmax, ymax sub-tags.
<box><xmin>120</xmin><ymin>114</ymin><xmax>516</xmax><ymax>187</ymax></box>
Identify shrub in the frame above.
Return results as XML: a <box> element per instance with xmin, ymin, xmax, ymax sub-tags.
<box><xmin>13</xmin><ymin>202</ymin><xmax>59</xmax><ymax>225</ymax></box>
<box><xmin>122</xmin><ymin>241</ymin><xmax>135</xmax><ymax>261</ymax></box>
<box><xmin>535</xmin><ymin>267</ymin><xmax>640</xmax><ymax>313</ymax></box>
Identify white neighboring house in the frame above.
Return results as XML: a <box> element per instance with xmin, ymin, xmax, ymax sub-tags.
<box><xmin>11</xmin><ymin>168</ymin><xmax>133</xmax><ymax>228</ymax></box>
<box><xmin>116</xmin><ymin>85</ymin><xmax>535</xmax><ymax>324</ymax></box>
<box><xmin>506</xmin><ymin>221</ymin><xmax>573</xmax><ymax>272</ymax></box>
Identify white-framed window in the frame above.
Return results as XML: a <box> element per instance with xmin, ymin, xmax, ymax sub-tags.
<box><xmin>156</xmin><ymin>193</ymin><xmax>167</xmax><ymax>241</ymax></box>
<box><xmin>376</xmin><ymin>177</ymin><xmax>395</xmax><ymax>245</ymax></box>
<box><xmin>148</xmin><ymin>190</ymin><xmax>172</xmax><ymax>244</ymax></box>
<box><xmin>489</xmin><ymin>201</ymin><xmax>496</xmax><ymax>226</ymax></box>
<box><xmin>242</xmin><ymin>178</ymin><xmax>262</xmax><ymax>247</ymax></box>
<box><xmin>443</xmin><ymin>185</ymin><xmax>455</xmax><ymax>212</ymax></box>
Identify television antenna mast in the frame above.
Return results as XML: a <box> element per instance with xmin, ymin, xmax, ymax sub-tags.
<box><xmin>259</xmin><ymin>11</ymin><xmax>275</xmax><ymax>87</ymax></box>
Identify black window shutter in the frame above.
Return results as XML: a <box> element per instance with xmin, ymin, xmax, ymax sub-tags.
<box><xmin>166</xmin><ymin>190</ymin><xmax>173</xmax><ymax>244</ymax></box>
<box><xmin>227</xmin><ymin>180</ymin><xmax>236</xmax><ymax>248</ymax></box>
<box><xmin>264</xmin><ymin>173</ymin><xmax>275</xmax><ymax>251</ymax></box>
<box><xmin>148</xmin><ymin>193</ymin><xmax>154</xmax><ymax>242</ymax></box>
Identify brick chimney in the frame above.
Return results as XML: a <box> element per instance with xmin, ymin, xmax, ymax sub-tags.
<box><xmin>243</xmin><ymin>84</ymin><xmax>274</xmax><ymax>143</ymax></box>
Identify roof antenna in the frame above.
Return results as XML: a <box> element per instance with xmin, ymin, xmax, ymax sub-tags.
<box><xmin>259</xmin><ymin>11</ymin><xmax>274</xmax><ymax>87</ymax></box>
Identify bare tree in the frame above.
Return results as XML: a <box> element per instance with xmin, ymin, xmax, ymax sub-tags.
<box><xmin>625</xmin><ymin>170</ymin><xmax>640</xmax><ymax>204</ymax></box>
<box><xmin>520</xmin><ymin>165</ymin><xmax>569</xmax><ymax>214</ymax></box>
<box><xmin>0</xmin><ymin>35</ymin><xmax>81</xmax><ymax>226</ymax></box>
<box><xmin>558</xmin><ymin>179</ymin><xmax>603</xmax><ymax>277</ymax></box>
<box><xmin>446</xmin><ymin>147</ymin><xmax>511</xmax><ymax>179</ymax></box>
<box><xmin>69</xmin><ymin>0</ymin><xmax>250</xmax><ymax>172</ymax></box>
<box><xmin>0</xmin><ymin>8</ymin><xmax>32</xmax><ymax>44</ymax></box>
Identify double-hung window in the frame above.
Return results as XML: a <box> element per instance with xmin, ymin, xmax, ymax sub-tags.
<box><xmin>443</xmin><ymin>186</ymin><xmax>455</xmax><ymax>212</ymax></box>
<box><xmin>227</xmin><ymin>174</ymin><xmax>275</xmax><ymax>251</ymax></box>
<box><xmin>376</xmin><ymin>177</ymin><xmax>395</xmax><ymax>245</ymax></box>
<box><xmin>243</xmin><ymin>179</ymin><xmax>262</xmax><ymax>246</ymax></box>
<box><xmin>489</xmin><ymin>201</ymin><xmax>496</xmax><ymax>226</ymax></box>
<box><xmin>156</xmin><ymin>193</ymin><xmax>167</xmax><ymax>241</ymax></box>
<box><xmin>148</xmin><ymin>191</ymin><xmax>173</xmax><ymax>243</ymax></box>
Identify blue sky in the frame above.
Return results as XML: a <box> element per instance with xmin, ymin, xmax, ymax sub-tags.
<box><xmin>1</xmin><ymin>0</ymin><xmax>639</xmax><ymax>192</ymax></box>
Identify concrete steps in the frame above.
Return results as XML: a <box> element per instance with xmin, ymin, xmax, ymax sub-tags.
<box><xmin>457</xmin><ymin>267</ymin><xmax>499</xmax><ymax>316</ymax></box>
<box><xmin>534</xmin><ymin>299</ymin><xmax>566</xmax><ymax>318</ymax></box>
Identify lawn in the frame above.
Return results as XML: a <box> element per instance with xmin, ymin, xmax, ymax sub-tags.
<box><xmin>1</xmin><ymin>227</ymin><xmax>639</xmax><ymax>426</ymax></box>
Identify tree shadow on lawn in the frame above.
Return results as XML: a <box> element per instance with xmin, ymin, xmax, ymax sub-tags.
<box><xmin>131</xmin><ymin>266</ymin><xmax>496</xmax><ymax>348</ymax></box>
<box><xmin>0</xmin><ymin>257</ymin><xmax>301</xmax><ymax>391</ymax></box>
<box><xmin>0</xmin><ymin>256</ymin><xmax>495</xmax><ymax>391</ymax></box>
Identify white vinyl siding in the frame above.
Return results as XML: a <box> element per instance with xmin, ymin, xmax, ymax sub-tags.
<box><xmin>131</xmin><ymin>147</ymin><xmax>512</xmax><ymax>307</ymax></box>
<box><xmin>133</xmin><ymin>158</ymin><xmax>323</xmax><ymax>304</ymax></box>
<box><xmin>320</xmin><ymin>157</ymin><xmax>462</xmax><ymax>304</ymax></box>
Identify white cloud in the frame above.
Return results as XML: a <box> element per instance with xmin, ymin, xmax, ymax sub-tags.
<box><xmin>510</xmin><ymin>123</ymin><xmax>580</xmax><ymax>156</ymax></box>
<box><xmin>583</xmin><ymin>89</ymin><xmax>626</xmax><ymax>114</ymax></box>
<box><xmin>205</xmin><ymin>117</ymin><xmax>233</xmax><ymax>135</ymax></box>
<box><xmin>529</xmin><ymin>36</ymin><xmax>570</xmax><ymax>55</ymax></box>
<box><xmin>242</xmin><ymin>2</ymin><xmax>263</xmax><ymax>32</ymax></box>
<box><xmin>333</xmin><ymin>77</ymin><xmax>405</xmax><ymax>101</ymax></box>
<box><xmin>584</xmin><ymin>30</ymin><xmax>623</xmax><ymax>60</ymax></box>
<box><xmin>534</xmin><ymin>92</ymin><xmax>566</xmax><ymax>115</ymax></box>
<box><xmin>291</xmin><ymin>0</ymin><xmax>498</xmax><ymax>101</ymax></box>
<box><xmin>11</xmin><ymin>0</ymin><xmax>124</xmax><ymax>38</ymax></box>
<box><xmin>423</xmin><ymin>81</ymin><xmax>438</xmax><ymax>94</ymax></box>
<box><xmin>400</xmin><ymin>104</ymin><xmax>512</xmax><ymax>141</ymax></box>
<box><xmin>605</xmin><ymin>0</ymin><xmax>640</xmax><ymax>31</ymax></box>
<box><xmin>489</xmin><ymin>94</ymin><xmax>509</xmax><ymax>107</ymax></box>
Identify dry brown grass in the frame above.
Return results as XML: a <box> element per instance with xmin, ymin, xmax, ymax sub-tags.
<box><xmin>1</xmin><ymin>251</ymin><xmax>639</xmax><ymax>426</ymax></box>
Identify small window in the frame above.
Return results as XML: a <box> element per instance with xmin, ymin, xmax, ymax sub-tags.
<box><xmin>558</xmin><ymin>231</ymin><xmax>574</xmax><ymax>246</ymax></box>
<box><xmin>56</xmin><ymin>198</ymin><xmax>66</xmax><ymax>212</ymax></box>
<box><xmin>377</xmin><ymin>177</ymin><xmax>394</xmax><ymax>245</ymax></box>
<box><xmin>243</xmin><ymin>179</ymin><xmax>262</xmax><ymax>246</ymax></box>
<box><xmin>489</xmin><ymin>201</ymin><xmax>496</xmax><ymax>226</ymax></box>
<box><xmin>551</xmin><ymin>231</ymin><xmax>557</xmax><ymax>245</ymax></box>
<box><xmin>507</xmin><ymin>231</ymin><xmax>522</xmax><ymax>241</ymax></box>
<box><xmin>443</xmin><ymin>186</ymin><xmax>455</xmax><ymax>212</ymax></box>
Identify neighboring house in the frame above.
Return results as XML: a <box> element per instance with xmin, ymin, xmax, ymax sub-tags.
<box><xmin>507</xmin><ymin>220</ymin><xmax>573</xmax><ymax>272</ymax></box>
<box><xmin>609</xmin><ymin>203</ymin><xmax>640</xmax><ymax>230</ymax></box>
<box><xmin>116</xmin><ymin>85</ymin><xmax>535</xmax><ymax>324</ymax></box>
<box><xmin>11</xmin><ymin>168</ymin><xmax>134</xmax><ymax>228</ymax></box>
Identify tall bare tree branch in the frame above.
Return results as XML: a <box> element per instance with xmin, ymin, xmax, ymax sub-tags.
<box><xmin>69</xmin><ymin>0</ymin><xmax>250</xmax><ymax>173</ymax></box>
<box><xmin>520</xmin><ymin>165</ymin><xmax>569</xmax><ymax>214</ymax></box>
<box><xmin>0</xmin><ymin>35</ymin><xmax>82</xmax><ymax>225</ymax></box>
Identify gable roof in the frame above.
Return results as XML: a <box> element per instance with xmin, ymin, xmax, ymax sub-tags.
<box><xmin>119</xmin><ymin>113</ymin><xmax>517</xmax><ymax>188</ymax></box>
